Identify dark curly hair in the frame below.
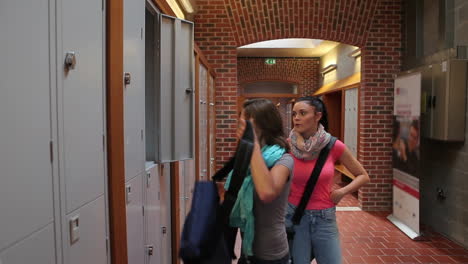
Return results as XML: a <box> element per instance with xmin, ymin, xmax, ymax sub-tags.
<box><xmin>295</xmin><ymin>96</ymin><xmax>329</xmax><ymax>131</ymax></box>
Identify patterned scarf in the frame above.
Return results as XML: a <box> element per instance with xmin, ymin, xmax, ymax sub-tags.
<box><xmin>289</xmin><ymin>124</ymin><xmax>331</xmax><ymax>160</ymax></box>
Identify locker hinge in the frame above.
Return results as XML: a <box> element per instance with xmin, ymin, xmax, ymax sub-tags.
<box><xmin>141</xmin><ymin>129</ymin><xmax>144</xmax><ymax>141</ymax></box>
<box><xmin>102</xmin><ymin>134</ymin><xmax>105</xmax><ymax>150</ymax></box>
<box><xmin>142</xmin><ymin>205</ymin><xmax>145</xmax><ymax>216</ymax></box>
<box><xmin>141</xmin><ymin>27</ymin><xmax>144</xmax><ymax>40</ymax></box>
<box><xmin>49</xmin><ymin>141</ymin><xmax>53</xmax><ymax>163</ymax></box>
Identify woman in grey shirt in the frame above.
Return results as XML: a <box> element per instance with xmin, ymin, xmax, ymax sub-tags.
<box><xmin>232</xmin><ymin>98</ymin><xmax>294</xmax><ymax>264</ymax></box>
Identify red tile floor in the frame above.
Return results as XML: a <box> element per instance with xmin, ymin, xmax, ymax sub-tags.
<box><xmin>233</xmin><ymin>175</ymin><xmax>468</xmax><ymax>263</ymax></box>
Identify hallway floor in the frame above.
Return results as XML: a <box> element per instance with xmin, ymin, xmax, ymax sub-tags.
<box><xmin>233</xmin><ymin>175</ymin><xmax>468</xmax><ymax>264</ymax></box>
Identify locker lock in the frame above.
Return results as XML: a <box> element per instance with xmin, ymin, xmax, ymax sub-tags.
<box><xmin>185</xmin><ymin>88</ymin><xmax>193</xmax><ymax>94</ymax></box>
<box><xmin>147</xmin><ymin>245</ymin><xmax>154</xmax><ymax>256</ymax></box>
<box><xmin>64</xmin><ymin>52</ymin><xmax>77</xmax><ymax>70</ymax></box>
<box><xmin>124</xmin><ymin>72</ymin><xmax>131</xmax><ymax>85</ymax></box>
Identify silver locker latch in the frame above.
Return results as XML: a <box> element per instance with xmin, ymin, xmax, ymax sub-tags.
<box><xmin>64</xmin><ymin>52</ymin><xmax>76</xmax><ymax>70</ymax></box>
<box><xmin>162</xmin><ymin>226</ymin><xmax>167</xmax><ymax>234</ymax></box>
<box><xmin>124</xmin><ymin>72</ymin><xmax>131</xmax><ymax>85</ymax></box>
<box><xmin>147</xmin><ymin>245</ymin><xmax>154</xmax><ymax>256</ymax></box>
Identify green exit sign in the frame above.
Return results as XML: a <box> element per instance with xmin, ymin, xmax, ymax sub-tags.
<box><xmin>265</xmin><ymin>58</ymin><xmax>276</xmax><ymax>65</ymax></box>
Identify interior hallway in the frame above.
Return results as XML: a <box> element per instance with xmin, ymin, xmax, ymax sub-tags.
<box><xmin>232</xmin><ymin>175</ymin><xmax>468</xmax><ymax>264</ymax></box>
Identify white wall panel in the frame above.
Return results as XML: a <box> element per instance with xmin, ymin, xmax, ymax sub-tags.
<box><xmin>344</xmin><ymin>88</ymin><xmax>358</xmax><ymax>157</ymax></box>
<box><xmin>124</xmin><ymin>0</ymin><xmax>146</xmax><ymax>180</ymax></box>
<box><xmin>61</xmin><ymin>0</ymin><xmax>105</xmax><ymax>213</ymax></box>
<box><xmin>0</xmin><ymin>224</ymin><xmax>55</xmax><ymax>264</ymax></box>
<box><xmin>126</xmin><ymin>174</ymin><xmax>145</xmax><ymax>264</ymax></box>
<box><xmin>0</xmin><ymin>0</ymin><xmax>54</xmax><ymax>251</ymax></box>
<box><xmin>66</xmin><ymin>196</ymin><xmax>107</xmax><ymax>264</ymax></box>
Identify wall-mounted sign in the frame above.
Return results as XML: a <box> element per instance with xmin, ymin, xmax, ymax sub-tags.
<box><xmin>265</xmin><ymin>58</ymin><xmax>276</xmax><ymax>65</ymax></box>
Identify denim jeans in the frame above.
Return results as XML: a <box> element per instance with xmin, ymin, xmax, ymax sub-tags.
<box><xmin>285</xmin><ymin>203</ymin><xmax>342</xmax><ymax>264</ymax></box>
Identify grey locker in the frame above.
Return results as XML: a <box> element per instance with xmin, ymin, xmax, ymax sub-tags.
<box><xmin>0</xmin><ymin>0</ymin><xmax>54</xmax><ymax>252</ymax></box>
<box><xmin>124</xmin><ymin>0</ymin><xmax>146</xmax><ymax>181</ymax></box>
<box><xmin>344</xmin><ymin>88</ymin><xmax>358</xmax><ymax>157</ymax></box>
<box><xmin>158</xmin><ymin>15</ymin><xmax>194</xmax><ymax>162</ymax></box>
<box><xmin>60</xmin><ymin>0</ymin><xmax>106</xmax><ymax>213</ymax></box>
<box><xmin>144</xmin><ymin>163</ymin><xmax>161</xmax><ymax>264</ymax></box>
<box><xmin>66</xmin><ymin>196</ymin><xmax>107</xmax><ymax>264</ymax></box>
<box><xmin>126</xmin><ymin>174</ymin><xmax>145</xmax><ymax>264</ymax></box>
<box><xmin>199</xmin><ymin>65</ymin><xmax>209</xmax><ymax>180</ymax></box>
<box><xmin>0</xmin><ymin>224</ymin><xmax>55</xmax><ymax>264</ymax></box>
<box><xmin>159</xmin><ymin>164</ymin><xmax>172</xmax><ymax>264</ymax></box>
<box><xmin>145</xmin><ymin>8</ymin><xmax>160</xmax><ymax>162</ymax></box>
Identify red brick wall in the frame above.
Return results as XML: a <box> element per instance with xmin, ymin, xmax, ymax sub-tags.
<box><xmin>238</xmin><ymin>58</ymin><xmax>320</xmax><ymax>95</ymax></box>
<box><xmin>194</xmin><ymin>0</ymin><xmax>402</xmax><ymax>211</ymax></box>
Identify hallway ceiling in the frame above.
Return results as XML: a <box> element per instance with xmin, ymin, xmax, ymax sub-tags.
<box><xmin>237</xmin><ymin>39</ymin><xmax>340</xmax><ymax>58</ymax></box>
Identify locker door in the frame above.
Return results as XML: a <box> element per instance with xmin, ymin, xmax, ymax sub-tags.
<box><xmin>61</xmin><ymin>0</ymin><xmax>106</xmax><ymax>214</ymax></box>
<box><xmin>124</xmin><ymin>0</ymin><xmax>146</xmax><ymax>180</ymax></box>
<box><xmin>145</xmin><ymin>164</ymin><xmax>161</xmax><ymax>264</ymax></box>
<box><xmin>208</xmin><ymin>75</ymin><xmax>217</xmax><ymax>176</ymax></box>
<box><xmin>0</xmin><ymin>0</ymin><xmax>55</xmax><ymax>257</ymax></box>
<box><xmin>199</xmin><ymin>65</ymin><xmax>208</xmax><ymax>180</ymax></box>
<box><xmin>159</xmin><ymin>164</ymin><xmax>172</xmax><ymax>264</ymax></box>
<box><xmin>126</xmin><ymin>174</ymin><xmax>145</xmax><ymax>264</ymax></box>
<box><xmin>59</xmin><ymin>0</ymin><xmax>107</xmax><ymax>262</ymax></box>
<box><xmin>344</xmin><ymin>88</ymin><xmax>358</xmax><ymax>157</ymax></box>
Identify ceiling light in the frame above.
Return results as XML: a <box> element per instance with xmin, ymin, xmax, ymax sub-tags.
<box><xmin>178</xmin><ymin>0</ymin><xmax>194</xmax><ymax>13</ymax></box>
<box><xmin>166</xmin><ymin>0</ymin><xmax>185</xmax><ymax>19</ymax></box>
<box><xmin>320</xmin><ymin>64</ymin><xmax>337</xmax><ymax>76</ymax></box>
<box><xmin>348</xmin><ymin>48</ymin><xmax>361</xmax><ymax>58</ymax></box>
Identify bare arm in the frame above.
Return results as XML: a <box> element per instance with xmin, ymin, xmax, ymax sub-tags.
<box><xmin>330</xmin><ymin>146</ymin><xmax>370</xmax><ymax>204</ymax></box>
<box><xmin>236</xmin><ymin>118</ymin><xmax>290</xmax><ymax>203</ymax></box>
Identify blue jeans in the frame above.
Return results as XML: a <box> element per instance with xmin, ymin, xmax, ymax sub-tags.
<box><xmin>285</xmin><ymin>203</ymin><xmax>342</xmax><ymax>264</ymax></box>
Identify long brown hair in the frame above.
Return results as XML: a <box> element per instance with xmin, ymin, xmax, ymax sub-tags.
<box><xmin>242</xmin><ymin>98</ymin><xmax>289</xmax><ymax>151</ymax></box>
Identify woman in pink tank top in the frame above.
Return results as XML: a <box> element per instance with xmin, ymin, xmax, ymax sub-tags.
<box><xmin>285</xmin><ymin>96</ymin><xmax>370</xmax><ymax>264</ymax></box>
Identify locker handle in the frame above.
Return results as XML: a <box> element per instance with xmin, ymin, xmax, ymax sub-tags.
<box><xmin>185</xmin><ymin>88</ymin><xmax>193</xmax><ymax>94</ymax></box>
<box><xmin>124</xmin><ymin>72</ymin><xmax>131</xmax><ymax>85</ymax></box>
<box><xmin>432</xmin><ymin>96</ymin><xmax>436</xmax><ymax>108</ymax></box>
<box><xmin>64</xmin><ymin>52</ymin><xmax>76</xmax><ymax>70</ymax></box>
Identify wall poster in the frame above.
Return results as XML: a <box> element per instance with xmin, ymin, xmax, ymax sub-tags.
<box><xmin>388</xmin><ymin>72</ymin><xmax>422</xmax><ymax>239</ymax></box>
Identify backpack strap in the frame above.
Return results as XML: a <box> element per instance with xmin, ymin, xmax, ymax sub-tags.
<box><xmin>291</xmin><ymin>136</ymin><xmax>337</xmax><ymax>225</ymax></box>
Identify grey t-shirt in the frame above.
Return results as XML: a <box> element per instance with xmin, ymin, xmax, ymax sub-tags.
<box><xmin>252</xmin><ymin>153</ymin><xmax>294</xmax><ymax>260</ymax></box>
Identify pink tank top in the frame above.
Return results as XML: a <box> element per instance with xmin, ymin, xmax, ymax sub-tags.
<box><xmin>288</xmin><ymin>140</ymin><xmax>345</xmax><ymax>210</ymax></box>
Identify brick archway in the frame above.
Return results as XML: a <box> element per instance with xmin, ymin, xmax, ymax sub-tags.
<box><xmin>195</xmin><ymin>0</ymin><xmax>402</xmax><ymax>211</ymax></box>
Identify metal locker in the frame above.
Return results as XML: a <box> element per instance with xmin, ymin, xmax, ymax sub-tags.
<box><xmin>145</xmin><ymin>163</ymin><xmax>162</xmax><ymax>264</ymax></box>
<box><xmin>183</xmin><ymin>160</ymin><xmax>195</xmax><ymax>216</ymax></box>
<box><xmin>0</xmin><ymin>0</ymin><xmax>55</xmax><ymax>254</ymax></box>
<box><xmin>66</xmin><ymin>196</ymin><xmax>107</xmax><ymax>264</ymax></box>
<box><xmin>159</xmin><ymin>164</ymin><xmax>172</xmax><ymax>264</ymax></box>
<box><xmin>0</xmin><ymin>224</ymin><xmax>55</xmax><ymax>264</ymax></box>
<box><xmin>344</xmin><ymin>88</ymin><xmax>358</xmax><ymax>157</ymax></box>
<box><xmin>208</xmin><ymin>75</ymin><xmax>217</xmax><ymax>176</ymax></box>
<box><xmin>60</xmin><ymin>0</ymin><xmax>106</xmax><ymax>213</ymax></box>
<box><xmin>159</xmin><ymin>15</ymin><xmax>194</xmax><ymax>162</ymax></box>
<box><xmin>199</xmin><ymin>65</ymin><xmax>208</xmax><ymax>180</ymax></box>
<box><xmin>126</xmin><ymin>174</ymin><xmax>145</xmax><ymax>264</ymax></box>
<box><xmin>124</xmin><ymin>0</ymin><xmax>146</xmax><ymax>181</ymax></box>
